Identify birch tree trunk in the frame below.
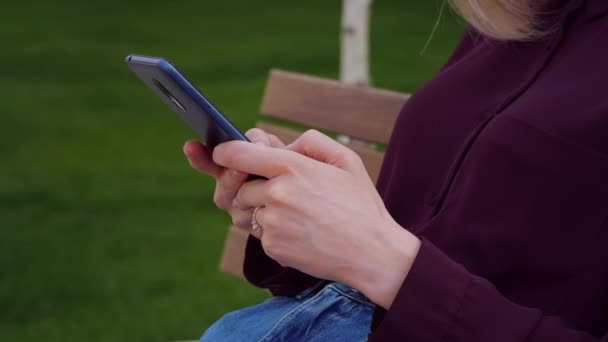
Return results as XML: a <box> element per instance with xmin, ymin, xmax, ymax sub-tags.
<box><xmin>340</xmin><ymin>0</ymin><xmax>372</xmax><ymax>86</ymax></box>
<box><xmin>339</xmin><ymin>0</ymin><xmax>373</xmax><ymax>145</ymax></box>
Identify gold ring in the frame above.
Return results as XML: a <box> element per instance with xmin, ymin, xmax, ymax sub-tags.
<box><xmin>251</xmin><ymin>205</ymin><xmax>265</xmax><ymax>235</ymax></box>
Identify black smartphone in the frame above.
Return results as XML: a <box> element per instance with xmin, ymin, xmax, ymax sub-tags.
<box><xmin>125</xmin><ymin>54</ymin><xmax>250</xmax><ymax>150</ymax></box>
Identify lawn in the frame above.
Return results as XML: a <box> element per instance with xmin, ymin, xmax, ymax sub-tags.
<box><xmin>0</xmin><ymin>0</ymin><xmax>464</xmax><ymax>340</ymax></box>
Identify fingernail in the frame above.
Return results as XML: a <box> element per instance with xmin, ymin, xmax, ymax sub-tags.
<box><xmin>232</xmin><ymin>198</ymin><xmax>240</xmax><ymax>209</ymax></box>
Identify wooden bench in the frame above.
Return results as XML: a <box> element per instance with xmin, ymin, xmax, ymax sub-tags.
<box><xmin>219</xmin><ymin>69</ymin><xmax>410</xmax><ymax>279</ymax></box>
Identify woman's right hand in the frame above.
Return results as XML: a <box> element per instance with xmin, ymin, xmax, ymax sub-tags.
<box><xmin>183</xmin><ymin>128</ymin><xmax>286</xmax><ymax>233</ymax></box>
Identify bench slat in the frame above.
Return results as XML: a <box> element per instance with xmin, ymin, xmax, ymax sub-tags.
<box><xmin>260</xmin><ymin>69</ymin><xmax>408</xmax><ymax>145</ymax></box>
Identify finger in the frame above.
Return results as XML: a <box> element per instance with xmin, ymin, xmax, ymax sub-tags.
<box><xmin>286</xmin><ymin>129</ymin><xmax>363</xmax><ymax>172</ymax></box>
<box><xmin>268</xmin><ymin>134</ymin><xmax>286</xmax><ymax>148</ymax></box>
<box><xmin>246</xmin><ymin>128</ymin><xmax>286</xmax><ymax>148</ymax></box>
<box><xmin>214</xmin><ymin>168</ymin><xmax>248</xmax><ymax>210</ymax></box>
<box><xmin>245</xmin><ymin>128</ymin><xmax>271</xmax><ymax>146</ymax></box>
<box><xmin>234</xmin><ymin>179</ymin><xmax>270</xmax><ymax>210</ymax></box>
<box><xmin>230</xmin><ymin>208</ymin><xmax>254</xmax><ymax>231</ymax></box>
<box><xmin>213</xmin><ymin>140</ymin><xmax>305</xmax><ymax>178</ymax></box>
<box><xmin>183</xmin><ymin>140</ymin><xmax>222</xmax><ymax>178</ymax></box>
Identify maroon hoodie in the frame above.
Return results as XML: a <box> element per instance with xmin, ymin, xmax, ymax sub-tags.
<box><xmin>243</xmin><ymin>0</ymin><xmax>608</xmax><ymax>340</ymax></box>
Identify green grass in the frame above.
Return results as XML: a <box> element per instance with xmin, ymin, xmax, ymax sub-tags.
<box><xmin>0</xmin><ymin>0</ymin><xmax>464</xmax><ymax>340</ymax></box>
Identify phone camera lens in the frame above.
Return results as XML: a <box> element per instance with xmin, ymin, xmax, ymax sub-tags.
<box><xmin>170</xmin><ymin>96</ymin><xmax>186</xmax><ymax>112</ymax></box>
<box><xmin>153</xmin><ymin>78</ymin><xmax>186</xmax><ymax>112</ymax></box>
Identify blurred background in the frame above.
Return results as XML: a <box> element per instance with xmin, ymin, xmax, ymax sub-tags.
<box><xmin>0</xmin><ymin>0</ymin><xmax>464</xmax><ymax>340</ymax></box>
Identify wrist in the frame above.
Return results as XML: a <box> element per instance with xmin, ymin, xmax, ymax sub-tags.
<box><xmin>351</xmin><ymin>221</ymin><xmax>421</xmax><ymax>309</ymax></box>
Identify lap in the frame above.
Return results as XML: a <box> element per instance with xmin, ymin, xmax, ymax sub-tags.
<box><xmin>201</xmin><ymin>282</ymin><xmax>374</xmax><ymax>342</ymax></box>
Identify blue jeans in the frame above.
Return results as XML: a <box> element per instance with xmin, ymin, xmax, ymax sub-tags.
<box><xmin>201</xmin><ymin>282</ymin><xmax>374</xmax><ymax>342</ymax></box>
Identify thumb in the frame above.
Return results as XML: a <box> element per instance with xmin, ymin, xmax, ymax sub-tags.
<box><xmin>286</xmin><ymin>129</ymin><xmax>363</xmax><ymax>172</ymax></box>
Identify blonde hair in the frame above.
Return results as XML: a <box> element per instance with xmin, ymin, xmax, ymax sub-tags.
<box><xmin>449</xmin><ymin>0</ymin><xmax>545</xmax><ymax>41</ymax></box>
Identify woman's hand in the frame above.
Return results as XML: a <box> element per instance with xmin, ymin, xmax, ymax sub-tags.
<box><xmin>183</xmin><ymin>128</ymin><xmax>285</xmax><ymax>232</ymax></box>
<box><xmin>213</xmin><ymin>129</ymin><xmax>421</xmax><ymax>309</ymax></box>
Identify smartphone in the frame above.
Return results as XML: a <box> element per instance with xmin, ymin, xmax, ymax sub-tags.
<box><xmin>125</xmin><ymin>54</ymin><xmax>250</xmax><ymax>150</ymax></box>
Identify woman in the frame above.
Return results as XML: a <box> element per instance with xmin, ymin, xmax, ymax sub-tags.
<box><xmin>185</xmin><ymin>0</ymin><xmax>608</xmax><ymax>340</ymax></box>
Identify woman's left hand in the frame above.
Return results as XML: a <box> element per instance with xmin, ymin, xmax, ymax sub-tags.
<box><xmin>213</xmin><ymin>129</ymin><xmax>421</xmax><ymax>309</ymax></box>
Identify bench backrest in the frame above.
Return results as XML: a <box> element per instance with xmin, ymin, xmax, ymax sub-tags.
<box><xmin>220</xmin><ymin>69</ymin><xmax>410</xmax><ymax>279</ymax></box>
